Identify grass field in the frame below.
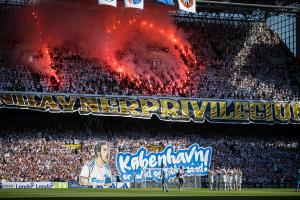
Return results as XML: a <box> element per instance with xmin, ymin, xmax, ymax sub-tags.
<box><xmin>0</xmin><ymin>188</ymin><xmax>300</xmax><ymax>199</ymax></box>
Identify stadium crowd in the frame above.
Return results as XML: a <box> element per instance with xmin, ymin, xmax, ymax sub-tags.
<box><xmin>0</xmin><ymin>22</ymin><xmax>299</xmax><ymax>101</ymax></box>
<box><xmin>1</xmin><ymin>16</ymin><xmax>300</xmax><ymax>188</ymax></box>
<box><xmin>0</xmin><ymin>117</ymin><xmax>299</xmax><ymax>188</ymax></box>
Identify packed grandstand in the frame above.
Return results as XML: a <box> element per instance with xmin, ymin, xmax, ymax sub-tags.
<box><xmin>0</xmin><ymin>21</ymin><xmax>299</xmax><ymax>100</ymax></box>
<box><xmin>0</xmin><ymin>0</ymin><xmax>299</xmax><ymax>190</ymax></box>
<box><xmin>0</xmin><ymin>113</ymin><xmax>299</xmax><ymax>188</ymax></box>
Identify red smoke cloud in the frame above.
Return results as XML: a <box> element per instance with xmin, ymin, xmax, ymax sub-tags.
<box><xmin>2</xmin><ymin>2</ymin><xmax>197</xmax><ymax>89</ymax></box>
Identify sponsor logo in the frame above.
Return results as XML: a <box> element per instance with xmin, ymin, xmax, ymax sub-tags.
<box><xmin>1</xmin><ymin>182</ymin><xmax>68</xmax><ymax>189</ymax></box>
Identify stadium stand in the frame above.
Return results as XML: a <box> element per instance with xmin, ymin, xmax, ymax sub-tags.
<box><xmin>0</xmin><ymin>0</ymin><xmax>299</xmax><ymax>191</ymax></box>
<box><xmin>0</xmin><ymin>112</ymin><xmax>299</xmax><ymax>188</ymax></box>
<box><xmin>0</xmin><ymin>22</ymin><xmax>299</xmax><ymax>100</ymax></box>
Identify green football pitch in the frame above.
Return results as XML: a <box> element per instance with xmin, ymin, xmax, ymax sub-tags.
<box><xmin>0</xmin><ymin>188</ymin><xmax>300</xmax><ymax>199</ymax></box>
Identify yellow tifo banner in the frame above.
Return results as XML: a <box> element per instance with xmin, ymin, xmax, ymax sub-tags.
<box><xmin>0</xmin><ymin>91</ymin><xmax>300</xmax><ymax>124</ymax></box>
<box><xmin>64</xmin><ymin>144</ymin><xmax>82</xmax><ymax>150</ymax></box>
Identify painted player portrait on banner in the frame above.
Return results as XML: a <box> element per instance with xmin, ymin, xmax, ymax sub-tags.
<box><xmin>79</xmin><ymin>141</ymin><xmax>112</xmax><ymax>186</ymax></box>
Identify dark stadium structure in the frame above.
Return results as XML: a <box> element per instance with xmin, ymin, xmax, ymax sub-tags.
<box><xmin>0</xmin><ymin>0</ymin><xmax>300</xmax><ymax>196</ymax></box>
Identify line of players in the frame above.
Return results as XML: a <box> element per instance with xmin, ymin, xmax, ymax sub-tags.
<box><xmin>208</xmin><ymin>167</ymin><xmax>242</xmax><ymax>191</ymax></box>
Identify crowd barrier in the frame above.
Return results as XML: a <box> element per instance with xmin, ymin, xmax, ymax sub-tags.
<box><xmin>0</xmin><ymin>182</ymin><xmax>130</xmax><ymax>189</ymax></box>
<box><xmin>0</xmin><ymin>182</ymin><xmax>68</xmax><ymax>189</ymax></box>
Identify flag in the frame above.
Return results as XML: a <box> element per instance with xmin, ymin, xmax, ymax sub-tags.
<box><xmin>178</xmin><ymin>0</ymin><xmax>196</xmax><ymax>13</ymax></box>
<box><xmin>124</xmin><ymin>0</ymin><xmax>144</xmax><ymax>9</ymax></box>
<box><xmin>157</xmin><ymin>0</ymin><xmax>174</xmax><ymax>5</ymax></box>
<box><xmin>98</xmin><ymin>0</ymin><xmax>117</xmax><ymax>7</ymax></box>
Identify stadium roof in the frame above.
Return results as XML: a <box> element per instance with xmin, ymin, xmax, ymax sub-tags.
<box><xmin>0</xmin><ymin>0</ymin><xmax>298</xmax><ymax>15</ymax></box>
<box><xmin>0</xmin><ymin>0</ymin><xmax>297</xmax><ymax>5</ymax></box>
<box><xmin>0</xmin><ymin>0</ymin><xmax>298</xmax><ymax>8</ymax></box>
<box><xmin>201</xmin><ymin>0</ymin><xmax>296</xmax><ymax>6</ymax></box>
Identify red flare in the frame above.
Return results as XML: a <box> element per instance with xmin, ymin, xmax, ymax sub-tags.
<box><xmin>103</xmin><ymin>17</ymin><xmax>197</xmax><ymax>89</ymax></box>
<box><xmin>117</xmin><ymin>67</ymin><xmax>124</xmax><ymax>73</ymax></box>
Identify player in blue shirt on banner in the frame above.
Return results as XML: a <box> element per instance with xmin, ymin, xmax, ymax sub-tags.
<box><xmin>79</xmin><ymin>141</ymin><xmax>112</xmax><ymax>187</ymax></box>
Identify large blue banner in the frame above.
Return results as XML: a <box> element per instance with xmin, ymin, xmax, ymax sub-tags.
<box><xmin>116</xmin><ymin>144</ymin><xmax>212</xmax><ymax>182</ymax></box>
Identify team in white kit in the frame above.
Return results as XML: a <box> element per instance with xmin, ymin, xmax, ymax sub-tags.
<box><xmin>208</xmin><ymin>167</ymin><xmax>242</xmax><ymax>190</ymax></box>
